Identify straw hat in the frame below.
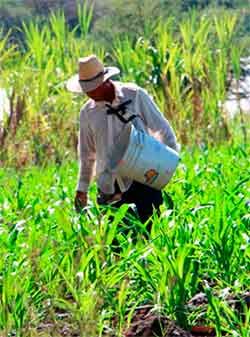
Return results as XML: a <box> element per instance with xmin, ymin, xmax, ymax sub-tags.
<box><xmin>66</xmin><ymin>55</ymin><xmax>120</xmax><ymax>93</ymax></box>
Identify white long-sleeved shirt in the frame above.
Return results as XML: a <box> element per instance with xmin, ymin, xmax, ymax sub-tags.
<box><xmin>77</xmin><ymin>81</ymin><xmax>179</xmax><ymax>194</ymax></box>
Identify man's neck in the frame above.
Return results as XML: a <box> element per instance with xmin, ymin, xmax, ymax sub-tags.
<box><xmin>105</xmin><ymin>81</ymin><xmax>116</xmax><ymax>103</ymax></box>
<box><xmin>90</xmin><ymin>81</ymin><xmax>117</xmax><ymax>105</ymax></box>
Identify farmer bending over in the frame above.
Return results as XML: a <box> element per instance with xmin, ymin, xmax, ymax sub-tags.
<box><xmin>66</xmin><ymin>55</ymin><xmax>179</xmax><ymax>227</ymax></box>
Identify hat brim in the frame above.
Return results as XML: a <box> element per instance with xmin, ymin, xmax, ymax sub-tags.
<box><xmin>66</xmin><ymin>66</ymin><xmax>120</xmax><ymax>94</ymax></box>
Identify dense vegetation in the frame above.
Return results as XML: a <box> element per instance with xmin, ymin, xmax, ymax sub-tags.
<box><xmin>0</xmin><ymin>145</ymin><xmax>249</xmax><ymax>336</ymax></box>
<box><xmin>0</xmin><ymin>5</ymin><xmax>249</xmax><ymax>165</ymax></box>
<box><xmin>0</xmin><ymin>1</ymin><xmax>249</xmax><ymax>336</ymax></box>
<box><xmin>1</xmin><ymin>0</ymin><xmax>250</xmax><ymax>46</ymax></box>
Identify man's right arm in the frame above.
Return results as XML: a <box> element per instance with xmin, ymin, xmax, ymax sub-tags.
<box><xmin>75</xmin><ymin>109</ymin><xmax>96</xmax><ymax>211</ymax></box>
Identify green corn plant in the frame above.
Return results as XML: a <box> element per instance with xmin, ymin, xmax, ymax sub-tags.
<box><xmin>214</xmin><ymin>13</ymin><xmax>238</xmax><ymax>54</ymax></box>
<box><xmin>49</xmin><ymin>10</ymin><xmax>68</xmax><ymax>70</ymax></box>
<box><xmin>113</xmin><ymin>37</ymin><xmax>133</xmax><ymax>77</ymax></box>
<box><xmin>205</xmin><ymin>287</ymin><xmax>223</xmax><ymax>337</ymax></box>
<box><xmin>0</xmin><ymin>262</ymin><xmax>35</xmax><ymax>337</ymax></box>
<box><xmin>212</xmin><ymin>13</ymin><xmax>239</xmax><ymax>136</ymax></box>
<box><xmin>113</xmin><ymin>36</ymin><xmax>151</xmax><ymax>84</ymax></box>
<box><xmin>77</xmin><ymin>0</ymin><xmax>94</xmax><ymax>38</ymax></box>
<box><xmin>56</xmin><ymin>263</ymin><xmax>101</xmax><ymax>337</ymax></box>
<box><xmin>0</xmin><ymin>29</ymin><xmax>18</xmax><ymax>68</ymax></box>
<box><xmin>218</xmin><ymin>299</ymin><xmax>250</xmax><ymax>337</ymax></box>
<box><xmin>22</xmin><ymin>21</ymin><xmax>50</xmax><ymax>70</ymax></box>
<box><xmin>180</xmin><ymin>13</ymin><xmax>211</xmax><ymax>143</ymax></box>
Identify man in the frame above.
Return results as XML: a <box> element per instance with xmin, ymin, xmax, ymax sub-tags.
<box><xmin>67</xmin><ymin>55</ymin><xmax>179</xmax><ymax>227</ymax></box>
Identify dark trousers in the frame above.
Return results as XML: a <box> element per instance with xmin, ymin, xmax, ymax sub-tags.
<box><xmin>115</xmin><ymin>181</ymin><xmax>163</xmax><ymax>223</ymax></box>
<box><xmin>98</xmin><ymin>181</ymin><xmax>163</xmax><ymax>228</ymax></box>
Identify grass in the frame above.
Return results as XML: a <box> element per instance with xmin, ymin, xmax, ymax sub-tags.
<box><xmin>0</xmin><ymin>144</ymin><xmax>249</xmax><ymax>336</ymax></box>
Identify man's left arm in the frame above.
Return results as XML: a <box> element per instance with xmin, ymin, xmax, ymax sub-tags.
<box><xmin>136</xmin><ymin>88</ymin><xmax>180</xmax><ymax>152</ymax></box>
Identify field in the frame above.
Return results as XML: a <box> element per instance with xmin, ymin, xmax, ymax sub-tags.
<box><xmin>1</xmin><ymin>2</ymin><xmax>250</xmax><ymax>336</ymax></box>
<box><xmin>0</xmin><ymin>144</ymin><xmax>249</xmax><ymax>336</ymax></box>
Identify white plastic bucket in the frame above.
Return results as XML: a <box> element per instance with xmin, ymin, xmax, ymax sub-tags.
<box><xmin>110</xmin><ymin>124</ymin><xmax>180</xmax><ymax>190</ymax></box>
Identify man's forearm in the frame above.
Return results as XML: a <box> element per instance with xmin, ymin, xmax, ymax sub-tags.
<box><xmin>76</xmin><ymin>158</ymin><xmax>95</xmax><ymax>192</ymax></box>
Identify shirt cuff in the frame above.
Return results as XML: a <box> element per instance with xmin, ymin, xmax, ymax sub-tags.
<box><xmin>76</xmin><ymin>180</ymin><xmax>89</xmax><ymax>192</ymax></box>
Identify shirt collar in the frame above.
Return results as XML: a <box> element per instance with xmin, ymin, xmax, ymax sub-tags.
<box><xmin>88</xmin><ymin>81</ymin><xmax>124</xmax><ymax>109</ymax></box>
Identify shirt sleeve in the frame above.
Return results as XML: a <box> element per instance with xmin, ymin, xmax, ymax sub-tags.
<box><xmin>136</xmin><ymin>87</ymin><xmax>180</xmax><ymax>152</ymax></box>
<box><xmin>76</xmin><ymin>108</ymin><xmax>96</xmax><ymax>192</ymax></box>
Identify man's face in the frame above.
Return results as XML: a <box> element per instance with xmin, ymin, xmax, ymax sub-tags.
<box><xmin>86</xmin><ymin>80</ymin><xmax>114</xmax><ymax>102</ymax></box>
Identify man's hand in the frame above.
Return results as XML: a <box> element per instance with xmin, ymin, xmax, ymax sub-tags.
<box><xmin>74</xmin><ymin>191</ymin><xmax>87</xmax><ymax>212</ymax></box>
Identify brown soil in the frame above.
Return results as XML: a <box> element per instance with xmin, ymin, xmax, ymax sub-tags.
<box><xmin>123</xmin><ymin>291</ymin><xmax>250</xmax><ymax>337</ymax></box>
<box><xmin>33</xmin><ymin>291</ymin><xmax>250</xmax><ymax>336</ymax></box>
<box><xmin>123</xmin><ymin>306</ymin><xmax>192</xmax><ymax>337</ymax></box>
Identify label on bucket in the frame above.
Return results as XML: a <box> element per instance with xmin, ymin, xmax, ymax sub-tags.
<box><xmin>144</xmin><ymin>169</ymin><xmax>159</xmax><ymax>184</ymax></box>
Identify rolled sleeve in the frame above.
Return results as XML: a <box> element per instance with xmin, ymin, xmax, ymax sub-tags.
<box><xmin>136</xmin><ymin>88</ymin><xmax>180</xmax><ymax>152</ymax></box>
<box><xmin>76</xmin><ymin>109</ymin><xmax>96</xmax><ymax>192</ymax></box>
